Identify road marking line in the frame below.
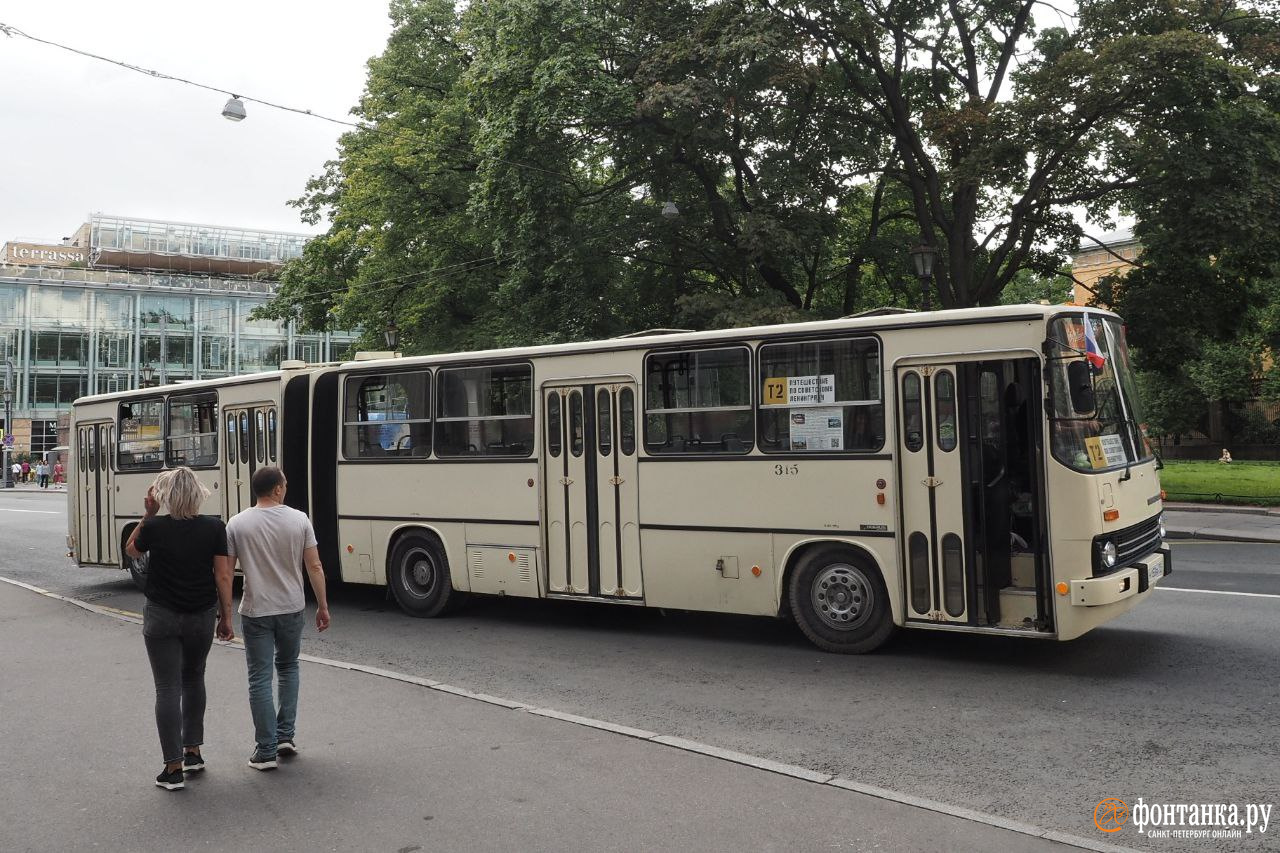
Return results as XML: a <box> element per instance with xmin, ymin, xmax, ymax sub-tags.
<box><xmin>0</xmin><ymin>508</ymin><xmax>60</xmax><ymax>514</ymax></box>
<box><xmin>1157</xmin><ymin>586</ymin><xmax>1280</xmax><ymax>600</ymax></box>
<box><xmin>0</xmin><ymin>574</ymin><xmax>1138</xmax><ymax>853</ymax></box>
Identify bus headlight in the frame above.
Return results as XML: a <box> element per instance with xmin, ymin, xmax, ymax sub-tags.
<box><xmin>1100</xmin><ymin>540</ymin><xmax>1118</xmax><ymax>569</ymax></box>
<box><xmin>1159</xmin><ymin>513</ymin><xmax>1167</xmax><ymax>539</ymax></box>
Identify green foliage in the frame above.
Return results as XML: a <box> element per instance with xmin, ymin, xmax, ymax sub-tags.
<box><xmin>262</xmin><ymin>0</ymin><xmax>1280</xmax><ymax>353</ymax></box>
<box><xmin>1159</xmin><ymin>460</ymin><xmax>1280</xmax><ymax>505</ymax></box>
<box><xmin>999</xmin><ymin>268</ymin><xmax>1073</xmax><ymax>306</ymax></box>
<box><xmin>1136</xmin><ymin>368</ymin><xmax>1206</xmax><ymax>439</ymax></box>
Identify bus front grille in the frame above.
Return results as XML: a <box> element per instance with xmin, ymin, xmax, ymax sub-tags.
<box><xmin>1092</xmin><ymin>515</ymin><xmax>1163</xmax><ymax>576</ymax></box>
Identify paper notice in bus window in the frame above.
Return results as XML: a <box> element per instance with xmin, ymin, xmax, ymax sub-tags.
<box><xmin>1098</xmin><ymin>434</ymin><xmax>1127</xmax><ymax>466</ymax></box>
<box><xmin>789</xmin><ymin>407</ymin><xmax>843</xmax><ymax>450</ymax></box>
<box><xmin>787</xmin><ymin>375</ymin><xmax>836</xmax><ymax>405</ymax></box>
<box><xmin>1085</xmin><ymin>435</ymin><xmax>1127</xmax><ymax>468</ymax></box>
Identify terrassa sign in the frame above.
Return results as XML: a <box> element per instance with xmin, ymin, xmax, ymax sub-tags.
<box><xmin>3</xmin><ymin>242</ymin><xmax>88</xmax><ymax>266</ymax></box>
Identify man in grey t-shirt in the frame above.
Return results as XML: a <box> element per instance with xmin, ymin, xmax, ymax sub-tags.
<box><xmin>218</xmin><ymin>466</ymin><xmax>330</xmax><ymax>771</ymax></box>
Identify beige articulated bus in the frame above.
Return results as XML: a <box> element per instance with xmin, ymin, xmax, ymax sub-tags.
<box><xmin>67</xmin><ymin>305</ymin><xmax>1170</xmax><ymax>653</ymax></box>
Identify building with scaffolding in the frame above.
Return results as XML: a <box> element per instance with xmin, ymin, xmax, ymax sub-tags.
<box><xmin>0</xmin><ymin>213</ymin><xmax>355</xmax><ymax>463</ymax></box>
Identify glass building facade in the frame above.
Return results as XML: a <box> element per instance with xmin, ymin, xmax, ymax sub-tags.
<box><xmin>1</xmin><ymin>215</ymin><xmax>356</xmax><ymax>461</ymax></box>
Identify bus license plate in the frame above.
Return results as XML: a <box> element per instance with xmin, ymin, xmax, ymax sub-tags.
<box><xmin>1148</xmin><ymin>558</ymin><xmax>1164</xmax><ymax>583</ymax></box>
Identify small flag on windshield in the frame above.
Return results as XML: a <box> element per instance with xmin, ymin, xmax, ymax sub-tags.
<box><xmin>1082</xmin><ymin>312</ymin><xmax>1107</xmax><ymax>372</ymax></box>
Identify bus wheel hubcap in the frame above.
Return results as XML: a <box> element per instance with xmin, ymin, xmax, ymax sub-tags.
<box><xmin>404</xmin><ymin>550</ymin><xmax>436</xmax><ymax>598</ymax></box>
<box><xmin>812</xmin><ymin>564</ymin><xmax>871</xmax><ymax>630</ymax></box>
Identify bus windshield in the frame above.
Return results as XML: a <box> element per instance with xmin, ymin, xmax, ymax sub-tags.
<box><xmin>1046</xmin><ymin>314</ymin><xmax>1153</xmax><ymax>472</ymax></box>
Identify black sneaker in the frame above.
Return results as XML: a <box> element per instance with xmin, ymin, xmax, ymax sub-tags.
<box><xmin>183</xmin><ymin>752</ymin><xmax>205</xmax><ymax>772</ymax></box>
<box><xmin>276</xmin><ymin>740</ymin><xmax>297</xmax><ymax>757</ymax></box>
<box><xmin>155</xmin><ymin>768</ymin><xmax>184</xmax><ymax>790</ymax></box>
<box><xmin>248</xmin><ymin>751</ymin><xmax>278</xmax><ymax>771</ymax></box>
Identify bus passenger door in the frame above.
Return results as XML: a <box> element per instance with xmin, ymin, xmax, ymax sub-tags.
<box><xmin>77</xmin><ymin>423</ymin><xmax>103</xmax><ymax>564</ymax></box>
<box><xmin>543</xmin><ymin>383</ymin><xmax>642</xmax><ymax>599</ymax></box>
<box><xmin>77</xmin><ymin>422</ymin><xmax>116</xmax><ymax>565</ymax></box>
<box><xmin>897</xmin><ymin>365</ymin><xmax>969</xmax><ymax>624</ymax></box>
<box><xmin>223</xmin><ymin>405</ymin><xmax>276</xmax><ymax>517</ymax></box>
<box><xmin>102</xmin><ymin>424</ymin><xmax>116</xmax><ymax>566</ymax></box>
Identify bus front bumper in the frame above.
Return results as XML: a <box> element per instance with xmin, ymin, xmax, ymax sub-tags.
<box><xmin>1068</xmin><ymin>549</ymin><xmax>1171</xmax><ymax>607</ymax></box>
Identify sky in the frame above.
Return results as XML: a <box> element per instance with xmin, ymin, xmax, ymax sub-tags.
<box><xmin>0</xmin><ymin>1</ymin><xmax>394</xmax><ymax>244</ymax></box>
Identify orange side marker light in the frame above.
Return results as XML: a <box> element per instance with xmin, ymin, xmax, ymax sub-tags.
<box><xmin>1103</xmin><ymin>509</ymin><xmax>1120</xmax><ymax>522</ymax></box>
<box><xmin>1056</xmin><ymin>582</ymin><xmax>1069</xmax><ymax>596</ymax></box>
<box><xmin>751</xmin><ymin>566</ymin><xmax>762</xmax><ymax>577</ymax></box>
<box><xmin>876</xmin><ymin>492</ymin><xmax>885</xmax><ymax>505</ymax></box>
<box><xmin>508</xmin><ymin>552</ymin><xmax>517</xmax><ymax>562</ymax></box>
<box><xmin>346</xmin><ymin>544</ymin><xmax>354</xmax><ymax>554</ymax></box>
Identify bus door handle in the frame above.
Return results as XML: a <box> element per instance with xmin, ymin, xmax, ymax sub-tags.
<box><xmin>922</xmin><ymin>476</ymin><xmax>943</xmax><ymax>488</ymax></box>
<box><xmin>559</xmin><ymin>477</ymin><xmax>574</xmax><ymax>486</ymax></box>
<box><xmin>609</xmin><ymin>476</ymin><xmax>624</xmax><ymax>485</ymax></box>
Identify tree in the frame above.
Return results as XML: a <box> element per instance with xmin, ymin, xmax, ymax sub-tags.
<box><xmin>1097</xmin><ymin>1</ymin><xmax>1280</xmax><ymax>443</ymax></box>
<box><xmin>264</xmin><ymin>0</ymin><xmax>1280</xmax><ymax>352</ymax></box>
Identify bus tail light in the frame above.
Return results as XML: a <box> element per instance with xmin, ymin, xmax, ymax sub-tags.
<box><xmin>876</xmin><ymin>493</ymin><xmax>885</xmax><ymax>505</ymax></box>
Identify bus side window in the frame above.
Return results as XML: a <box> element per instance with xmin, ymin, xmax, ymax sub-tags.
<box><xmin>547</xmin><ymin>394</ymin><xmax>562</xmax><ymax>458</ymax></box>
<box><xmin>569</xmin><ymin>391</ymin><xmax>584</xmax><ymax>457</ymax></box>
<box><xmin>597</xmin><ymin>389</ymin><xmax>612</xmax><ymax>456</ymax></box>
<box><xmin>619</xmin><ymin>388</ymin><xmax>635</xmax><ymax>456</ymax></box>
<box><xmin>903</xmin><ymin>372</ymin><xmax>924</xmax><ymax>452</ymax></box>
<box><xmin>935</xmin><ymin>370</ymin><xmax>957</xmax><ymax>452</ymax></box>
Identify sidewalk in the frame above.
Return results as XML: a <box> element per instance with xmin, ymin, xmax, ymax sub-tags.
<box><xmin>0</xmin><ymin>580</ymin><xmax>1098</xmax><ymax>853</ymax></box>
<box><xmin>1164</xmin><ymin>502</ymin><xmax>1280</xmax><ymax>544</ymax></box>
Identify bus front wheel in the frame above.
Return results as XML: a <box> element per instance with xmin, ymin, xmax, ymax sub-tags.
<box><xmin>788</xmin><ymin>547</ymin><xmax>894</xmax><ymax>654</ymax></box>
<box><xmin>388</xmin><ymin>532</ymin><xmax>458</xmax><ymax>618</ymax></box>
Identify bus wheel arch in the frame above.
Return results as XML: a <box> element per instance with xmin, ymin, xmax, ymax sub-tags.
<box><xmin>120</xmin><ymin>525</ymin><xmax>148</xmax><ymax>592</ymax></box>
<box><xmin>385</xmin><ymin>528</ymin><xmax>464</xmax><ymax>618</ymax></box>
<box><xmin>784</xmin><ymin>542</ymin><xmax>895</xmax><ymax>654</ymax></box>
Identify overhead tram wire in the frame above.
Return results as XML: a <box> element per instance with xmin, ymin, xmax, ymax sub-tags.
<box><xmin>0</xmin><ymin>22</ymin><xmax>578</xmax><ymax>183</ymax></box>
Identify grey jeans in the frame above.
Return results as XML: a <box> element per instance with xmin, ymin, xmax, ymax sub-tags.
<box><xmin>142</xmin><ymin>602</ymin><xmax>216</xmax><ymax>764</ymax></box>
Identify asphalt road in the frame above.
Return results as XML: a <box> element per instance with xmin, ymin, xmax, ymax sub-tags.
<box><xmin>3</xmin><ymin>487</ymin><xmax>1277</xmax><ymax>851</ymax></box>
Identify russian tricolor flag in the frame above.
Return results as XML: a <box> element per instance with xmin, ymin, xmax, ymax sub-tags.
<box><xmin>1082</xmin><ymin>311</ymin><xmax>1106</xmax><ymax>372</ymax></box>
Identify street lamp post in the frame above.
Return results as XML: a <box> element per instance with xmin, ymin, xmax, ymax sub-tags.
<box><xmin>383</xmin><ymin>321</ymin><xmax>399</xmax><ymax>351</ymax></box>
<box><xmin>3</xmin><ymin>358</ymin><xmax>14</xmax><ymax>489</ymax></box>
<box><xmin>910</xmin><ymin>243</ymin><xmax>938</xmax><ymax>312</ymax></box>
<box><xmin>141</xmin><ymin>363</ymin><xmax>155</xmax><ymax>388</ymax></box>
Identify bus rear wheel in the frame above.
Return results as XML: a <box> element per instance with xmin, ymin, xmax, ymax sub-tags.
<box><xmin>388</xmin><ymin>532</ymin><xmax>457</xmax><ymax>618</ymax></box>
<box><xmin>788</xmin><ymin>546</ymin><xmax>894</xmax><ymax>654</ymax></box>
<box><xmin>122</xmin><ymin>529</ymin><xmax>148</xmax><ymax>592</ymax></box>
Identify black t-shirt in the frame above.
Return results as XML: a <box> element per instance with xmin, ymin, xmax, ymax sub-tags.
<box><xmin>133</xmin><ymin>515</ymin><xmax>229</xmax><ymax>612</ymax></box>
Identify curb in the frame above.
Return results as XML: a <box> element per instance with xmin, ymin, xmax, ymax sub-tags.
<box><xmin>1166</xmin><ymin>528</ymin><xmax>1280</xmax><ymax>544</ymax></box>
<box><xmin>1163</xmin><ymin>503</ymin><xmax>1278</xmax><ymax>516</ymax></box>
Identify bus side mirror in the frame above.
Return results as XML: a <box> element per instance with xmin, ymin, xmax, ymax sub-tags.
<box><xmin>1067</xmin><ymin>360</ymin><xmax>1096</xmax><ymax>414</ymax></box>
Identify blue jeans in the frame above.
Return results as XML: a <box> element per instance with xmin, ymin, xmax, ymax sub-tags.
<box><xmin>241</xmin><ymin>610</ymin><xmax>305</xmax><ymax>757</ymax></box>
<box><xmin>142</xmin><ymin>602</ymin><xmax>216</xmax><ymax>764</ymax></box>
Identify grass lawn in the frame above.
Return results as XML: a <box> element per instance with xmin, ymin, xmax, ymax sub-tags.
<box><xmin>1157</xmin><ymin>459</ymin><xmax>1280</xmax><ymax>506</ymax></box>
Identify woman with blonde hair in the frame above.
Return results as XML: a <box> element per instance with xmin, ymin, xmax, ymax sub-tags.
<box><xmin>125</xmin><ymin>466</ymin><xmax>234</xmax><ymax>790</ymax></box>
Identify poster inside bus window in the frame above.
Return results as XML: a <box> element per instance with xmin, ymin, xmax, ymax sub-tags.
<box><xmin>789</xmin><ymin>407</ymin><xmax>843</xmax><ymax>450</ymax></box>
<box><xmin>762</xmin><ymin>374</ymin><xmax>835</xmax><ymax>406</ymax></box>
<box><xmin>1084</xmin><ymin>434</ymin><xmax>1127</xmax><ymax>469</ymax></box>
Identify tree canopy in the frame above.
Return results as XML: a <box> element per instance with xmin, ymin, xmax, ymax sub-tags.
<box><xmin>263</xmin><ymin>0</ymin><xmax>1279</xmax><ymax>353</ymax></box>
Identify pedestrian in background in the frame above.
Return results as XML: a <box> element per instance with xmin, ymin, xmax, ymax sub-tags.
<box><xmin>10</xmin><ymin>461</ymin><xmax>19</xmax><ymax>483</ymax></box>
<box><xmin>36</xmin><ymin>460</ymin><xmax>49</xmax><ymax>488</ymax></box>
<box><xmin>221</xmin><ymin>466</ymin><xmax>329</xmax><ymax>771</ymax></box>
<box><xmin>126</xmin><ymin>467</ymin><xmax>234</xmax><ymax>791</ymax></box>
<box><xmin>53</xmin><ymin>460</ymin><xmax>64</xmax><ymax>485</ymax></box>
<box><xmin>20</xmin><ymin>459</ymin><xmax>29</xmax><ymax>482</ymax></box>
